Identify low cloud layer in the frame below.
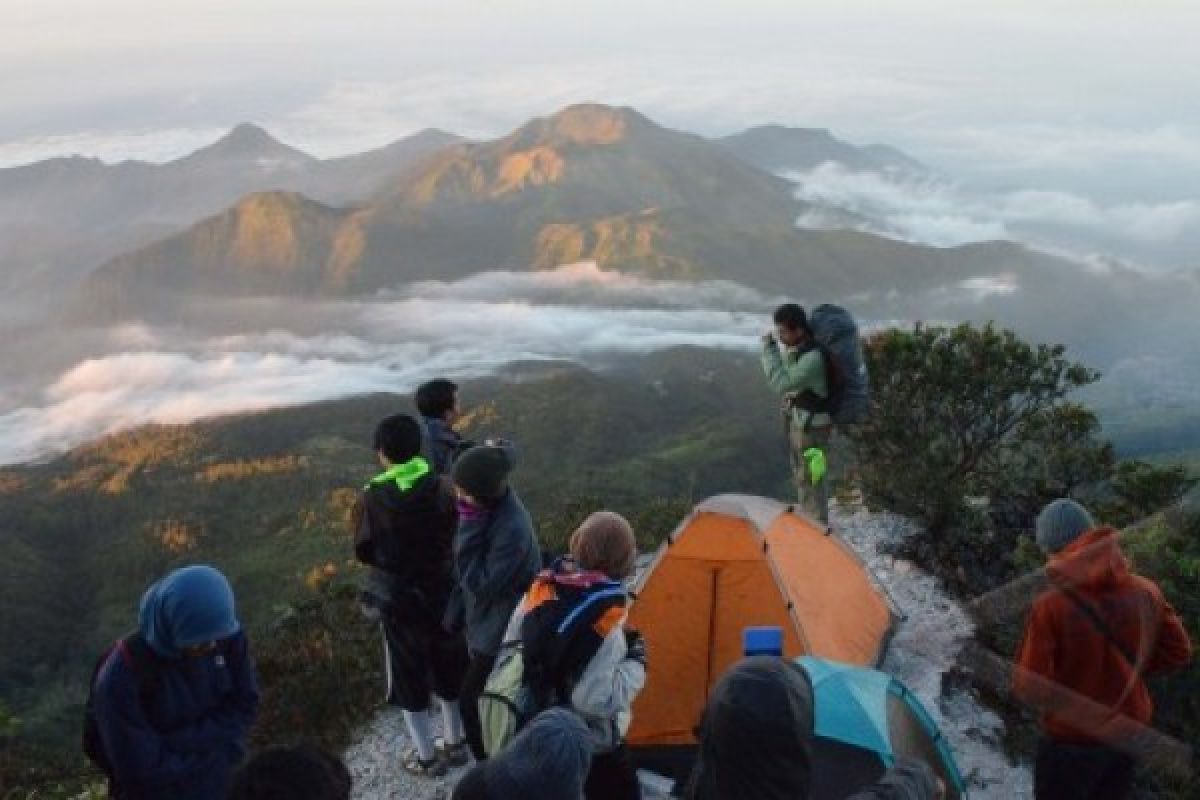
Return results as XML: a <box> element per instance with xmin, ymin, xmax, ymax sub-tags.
<box><xmin>790</xmin><ymin>164</ymin><xmax>1200</xmax><ymax>270</ymax></box>
<box><xmin>3</xmin><ymin>262</ymin><xmax>1195</xmax><ymax>466</ymax></box>
<box><xmin>0</xmin><ymin>265</ymin><xmax>775</xmax><ymax>465</ymax></box>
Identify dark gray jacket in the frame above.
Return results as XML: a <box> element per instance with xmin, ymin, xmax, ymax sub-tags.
<box><xmin>452</xmin><ymin>708</ymin><xmax>593</xmax><ymax>800</ymax></box>
<box><xmin>450</xmin><ymin>488</ymin><xmax>541</xmax><ymax>656</ymax></box>
<box><xmin>687</xmin><ymin>657</ymin><xmax>939</xmax><ymax>800</ymax></box>
<box><xmin>421</xmin><ymin>416</ymin><xmax>473</xmax><ymax>475</ymax></box>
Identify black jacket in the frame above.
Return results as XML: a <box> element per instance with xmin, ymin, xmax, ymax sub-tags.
<box><xmin>354</xmin><ymin>472</ymin><xmax>458</xmax><ymax>622</ymax></box>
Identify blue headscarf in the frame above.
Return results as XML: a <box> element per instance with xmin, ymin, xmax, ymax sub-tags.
<box><xmin>138</xmin><ymin>565</ymin><xmax>241</xmax><ymax>658</ymax></box>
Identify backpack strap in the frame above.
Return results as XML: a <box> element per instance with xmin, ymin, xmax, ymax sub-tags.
<box><xmin>1057</xmin><ymin>585</ymin><xmax>1156</xmax><ymax>712</ymax></box>
<box><xmin>556</xmin><ymin>586</ymin><xmax>627</xmax><ymax>635</ymax></box>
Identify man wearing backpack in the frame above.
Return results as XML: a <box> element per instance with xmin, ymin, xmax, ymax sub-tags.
<box><xmin>86</xmin><ymin>565</ymin><xmax>259</xmax><ymax>799</ymax></box>
<box><xmin>1013</xmin><ymin>499</ymin><xmax>1193</xmax><ymax>800</ymax></box>
<box><xmin>762</xmin><ymin>303</ymin><xmax>835</xmax><ymax>525</ymax></box>
<box><xmin>353</xmin><ymin>414</ymin><xmax>469</xmax><ymax>776</ymax></box>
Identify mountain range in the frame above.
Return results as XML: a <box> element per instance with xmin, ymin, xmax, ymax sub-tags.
<box><xmin>0</xmin><ymin>125</ymin><xmax>461</xmax><ymax>309</ymax></box>
<box><xmin>3</xmin><ymin>106</ymin><xmax>934</xmax><ymax>317</ymax></box>
<box><xmin>56</xmin><ymin>106</ymin><xmax>1198</xmax><ymax>375</ymax></box>
<box><xmin>4</xmin><ymin>101</ymin><xmax>1200</xmax><ymax>381</ymax></box>
<box><xmin>718</xmin><ymin>124</ymin><xmax>926</xmax><ymax>176</ymax></box>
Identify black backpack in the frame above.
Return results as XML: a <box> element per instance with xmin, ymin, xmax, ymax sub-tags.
<box><xmin>478</xmin><ymin>564</ymin><xmax>627</xmax><ymax>756</ymax></box>
<box><xmin>789</xmin><ymin>304</ymin><xmax>870</xmax><ymax>424</ymax></box>
<box><xmin>83</xmin><ymin>633</ymin><xmax>162</xmax><ymax>781</ymax></box>
<box><xmin>520</xmin><ymin>566</ymin><xmax>628</xmax><ymax>704</ymax></box>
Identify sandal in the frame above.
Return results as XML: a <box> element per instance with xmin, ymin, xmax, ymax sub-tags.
<box><xmin>435</xmin><ymin>737</ymin><xmax>470</xmax><ymax>767</ymax></box>
<box><xmin>401</xmin><ymin>748</ymin><xmax>447</xmax><ymax>777</ymax></box>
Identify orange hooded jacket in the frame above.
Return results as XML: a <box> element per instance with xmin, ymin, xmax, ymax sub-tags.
<box><xmin>1013</xmin><ymin>527</ymin><xmax>1192</xmax><ymax>743</ymax></box>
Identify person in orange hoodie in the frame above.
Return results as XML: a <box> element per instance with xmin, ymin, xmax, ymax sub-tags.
<box><xmin>1014</xmin><ymin>499</ymin><xmax>1193</xmax><ymax>800</ymax></box>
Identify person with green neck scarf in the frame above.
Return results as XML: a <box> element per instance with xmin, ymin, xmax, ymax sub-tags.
<box><xmin>353</xmin><ymin>414</ymin><xmax>469</xmax><ymax>776</ymax></box>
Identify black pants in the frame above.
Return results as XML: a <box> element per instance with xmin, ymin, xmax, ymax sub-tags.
<box><xmin>460</xmin><ymin>651</ymin><xmax>498</xmax><ymax>761</ymax></box>
<box><xmin>585</xmin><ymin>743</ymin><xmax>642</xmax><ymax>800</ymax></box>
<box><xmin>1035</xmin><ymin>737</ymin><xmax>1136</xmax><ymax>800</ymax></box>
<box><xmin>381</xmin><ymin>614</ymin><xmax>468</xmax><ymax>712</ymax></box>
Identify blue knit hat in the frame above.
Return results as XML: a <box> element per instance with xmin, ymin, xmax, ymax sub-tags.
<box><xmin>1035</xmin><ymin>499</ymin><xmax>1096</xmax><ymax>554</ymax></box>
<box><xmin>138</xmin><ymin>565</ymin><xmax>241</xmax><ymax>658</ymax></box>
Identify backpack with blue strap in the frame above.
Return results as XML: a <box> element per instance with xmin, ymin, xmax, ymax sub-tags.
<box><xmin>479</xmin><ymin>558</ymin><xmax>627</xmax><ymax>755</ymax></box>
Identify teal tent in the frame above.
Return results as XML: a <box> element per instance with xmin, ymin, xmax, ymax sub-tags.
<box><xmin>798</xmin><ymin>656</ymin><xmax>969</xmax><ymax>800</ymax></box>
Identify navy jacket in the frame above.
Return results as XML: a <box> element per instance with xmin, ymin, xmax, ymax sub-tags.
<box><xmin>422</xmin><ymin>416</ymin><xmax>474</xmax><ymax>475</ymax></box>
<box><xmin>451</xmin><ymin>489</ymin><xmax>541</xmax><ymax>656</ymax></box>
<box><xmin>92</xmin><ymin>632</ymin><xmax>260</xmax><ymax>799</ymax></box>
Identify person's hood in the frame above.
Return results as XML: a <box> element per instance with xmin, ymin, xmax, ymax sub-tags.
<box><xmin>369</xmin><ymin>467</ymin><xmax>439</xmax><ymax>513</ymax></box>
<box><xmin>486</xmin><ymin>708</ymin><xmax>592</xmax><ymax>800</ymax></box>
<box><xmin>138</xmin><ymin>565</ymin><xmax>240</xmax><ymax>659</ymax></box>
<box><xmin>688</xmin><ymin>656</ymin><xmax>814</xmax><ymax>800</ymax></box>
<box><xmin>1046</xmin><ymin>527</ymin><xmax>1131</xmax><ymax>591</ymax></box>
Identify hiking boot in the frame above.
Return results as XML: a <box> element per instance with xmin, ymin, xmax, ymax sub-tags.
<box><xmin>401</xmin><ymin>748</ymin><xmax>447</xmax><ymax>778</ymax></box>
<box><xmin>436</xmin><ymin>737</ymin><xmax>470</xmax><ymax>768</ymax></box>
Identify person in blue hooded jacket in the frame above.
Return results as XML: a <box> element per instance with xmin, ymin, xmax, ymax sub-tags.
<box><xmin>446</xmin><ymin>442</ymin><xmax>542</xmax><ymax>761</ymax></box>
<box><xmin>91</xmin><ymin>565</ymin><xmax>260</xmax><ymax>799</ymax></box>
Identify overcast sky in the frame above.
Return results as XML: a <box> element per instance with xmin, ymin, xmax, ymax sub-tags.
<box><xmin>3</xmin><ymin>0</ymin><xmax>1200</xmax><ymax>202</ymax></box>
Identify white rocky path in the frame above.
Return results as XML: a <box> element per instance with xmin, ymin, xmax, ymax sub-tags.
<box><xmin>343</xmin><ymin>507</ymin><xmax>1032</xmax><ymax>799</ymax></box>
<box><xmin>835</xmin><ymin>508</ymin><xmax>1032</xmax><ymax>799</ymax></box>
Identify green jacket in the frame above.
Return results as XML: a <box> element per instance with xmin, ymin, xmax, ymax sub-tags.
<box><xmin>761</xmin><ymin>340</ymin><xmax>831</xmax><ymax>429</ymax></box>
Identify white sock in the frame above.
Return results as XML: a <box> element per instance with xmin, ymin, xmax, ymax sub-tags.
<box><xmin>403</xmin><ymin>710</ymin><xmax>436</xmax><ymax>762</ymax></box>
<box><xmin>438</xmin><ymin>698</ymin><xmax>465</xmax><ymax>745</ymax></box>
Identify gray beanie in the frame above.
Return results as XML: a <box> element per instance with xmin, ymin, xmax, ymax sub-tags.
<box><xmin>1036</xmin><ymin>498</ymin><xmax>1096</xmax><ymax>554</ymax></box>
<box><xmin>452</xmin><ymin>444</ymin><xmax>515</xmax><ymax>500</ymax></box>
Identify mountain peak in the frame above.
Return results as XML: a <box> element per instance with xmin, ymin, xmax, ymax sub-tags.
<box><xmin>537</xmin><ymin>104</ymin><xmax>653</xmax><ymax>146</ymax></box>
<box><xmin>181</xmin><ymin>124</ymin><xmax>315</xmax><ymax>165</ymax></box>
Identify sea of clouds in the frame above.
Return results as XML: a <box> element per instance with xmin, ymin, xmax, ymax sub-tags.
<box><xmin>0</xmin><ymin>264</ymin><xmax>783</xmax><ymax>466</ymax></box>
<box><xmin>788</xmin><ymin>163</ymin><xmax>1200</xmax><ymax>270</ymax></box>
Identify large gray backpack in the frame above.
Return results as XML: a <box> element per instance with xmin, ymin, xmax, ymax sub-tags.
<box><xmin>792</xmin><ymin>304</ymin><xmax>870</xmax><ymax>424</ymax></box>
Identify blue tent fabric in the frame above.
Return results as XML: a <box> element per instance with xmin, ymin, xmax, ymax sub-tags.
<box><xmin>797</xmin><ymin>657</ymin><xmax>968</xmax><ymax>798</ymax></box>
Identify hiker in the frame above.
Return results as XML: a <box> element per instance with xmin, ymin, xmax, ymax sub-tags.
<box><xmin>451</xmin><ymin>708</ymin><xmax>593</xmax><ymax>800</ymax></box>
<box><xmin>417</xmin><ymin>378</ymin><xmax>474</xmax><ymax>475</ymax></box>
<box><xmin>87</xmin><ymin>565</ymin><xmax>259</xmax><ymax>800</ymax></box>
<box><xmin>353</xmin><ymin>414</ymin><xmax>469</xmax><ymax>776</ymax></box>
<box><xmin>496</xmin><ymin>511</ymin><xmax>647</xmax><ymax>800</ymax></box>
<box><xmin>1013</xmin><ymin>499</ymin><xmax>1193</xmax><ymax>800</ymax></box>
<box><xmin>762</xmin><ymin>303</ymin><xmax>834</xmax><ymax>525</ymax></box>
<box><xmin>228</xmin><ymin>744</ymin><xmax>352</xmax><ymax>800</ymax></box>
<box><xmin>447</xmin><ymin>442</ymin><xmax>543</xmax><ymax>761</ymax></box>
<box><xmin>685</xmin><ymin>657</ymin><xmax>942</xmax><ymax>800</ymax></box>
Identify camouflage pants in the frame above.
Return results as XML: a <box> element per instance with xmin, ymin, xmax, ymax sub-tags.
<box><xmin>789</xmin><ymin>422</ymin><xmax>834</xmax><ymax>525</ymax></box>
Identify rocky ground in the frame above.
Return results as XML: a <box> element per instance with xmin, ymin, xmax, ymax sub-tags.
<box><xmin>344</xmin><ymin>506</ymin><xmax>1033</xmax><ymax>799</ymax></box>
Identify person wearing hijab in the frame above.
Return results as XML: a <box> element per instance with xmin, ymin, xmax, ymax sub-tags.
<box><xmin>91</xmin><ymin>565</ymin><xmax>260</xmax><ymax>799</ymax></box>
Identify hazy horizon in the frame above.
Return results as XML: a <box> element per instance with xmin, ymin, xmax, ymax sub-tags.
<box><xmin>5</xmin><ymin>1</ymin><xmax>1199</xmax><ymax>201</ymax></box>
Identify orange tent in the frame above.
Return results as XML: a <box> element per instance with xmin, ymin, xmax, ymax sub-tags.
<box><xmin>627</xmin><ymin>494</ymin><xmax>897</xmax><ymax>749</ymax></box>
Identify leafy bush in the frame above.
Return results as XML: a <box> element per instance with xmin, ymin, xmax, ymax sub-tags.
<box><xmin>1123</xmin><ymin>512</ymin><xmax>1200</xmax><ymax>752</ymax></box>
<box><xmin>849</xmin><ymin>323</ymin><xmax>1110</xmax><ymax>592</ymax></box>
<box><xmin>250</xmin><ymin>582</ymin><xmax>382</xmax><ymax>752</ymax></box>
<box><xmin>1103</xmin><ymin>461</ymin><xmax>1197</xmax><ymax>527</ymax></box>
<box><xmin>849</xmin><ymin>323</ymin><xmax>1200</xmax><ymax>597</ymax></box>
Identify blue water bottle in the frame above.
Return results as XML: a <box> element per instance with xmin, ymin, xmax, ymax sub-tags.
<box><xmin>743</xmin><ymin>626</ymin><xmax>783</xmax><ymax>657</ymax></box>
